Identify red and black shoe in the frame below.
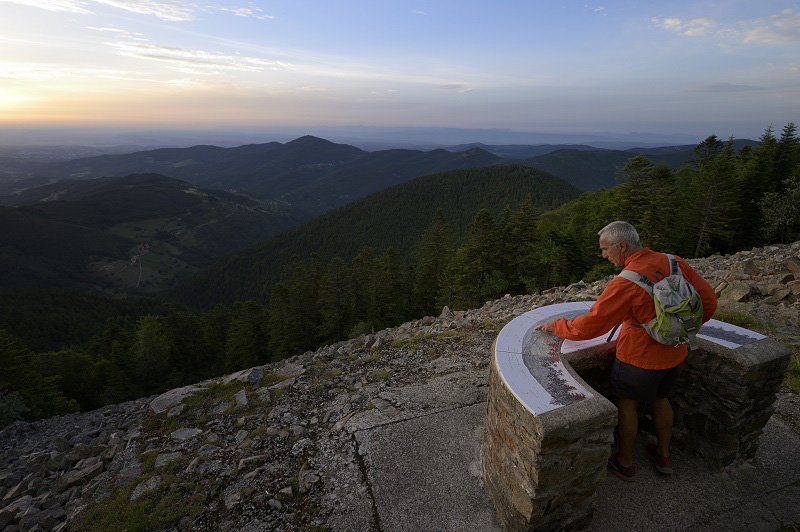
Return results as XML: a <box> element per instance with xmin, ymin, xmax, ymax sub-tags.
<box><xmin>646</xmin><ymin>443</ymin><xmax>673</xmax><ymax>475</ymax></box>
<box><xmin>607</xmin><ymin>453</ymin><xmax>637</xmax><ymax>482</ymax></box>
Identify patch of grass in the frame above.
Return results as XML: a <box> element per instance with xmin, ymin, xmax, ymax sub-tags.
<box><xmin>785</xmin><ymin>355</ymin><xmax>800</xmax><ymax>393</ymax></box>
<box><xmin>72</xmin><ymin>471</ymin><xmax>215</xmax><ymax>532</ymax></box>
<box><xmin>713</xmin><ymin>308</ymin><xmax>757</xmax><ymax>328</ymax></box>
<box><xmin>355</xmin><ymin>351</ymin><xmax>382</xmax><ymax>365</ymax></box>
<box><xmin>480</xmin><ymin>318</ymin><xmax>506</xmax><ymax>333</ymax></box>
<box><xmin>368</xmin><ymin>369</ymin><xmax>390</xmax><ymax>382</ymax></box>
<box><xmin>260</xmin><ymin>371</ymin><xmax>288</xmax><ymax>387</ymax></box>
<box><xmin>390</xmin><ymin>333</ymin><xmax>435</xmax><ymax>349</ymax></box>
<box><xmin>182</xmin><ymin>381</ymin><xmax>249</xmax><ymax>409</ymax></box>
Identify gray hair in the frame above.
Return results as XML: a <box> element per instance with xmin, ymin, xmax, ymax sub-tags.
<box><xmin>598</xmin><ymin>221</ymin><xmax>641</xmax><ymax>248</ymax></box>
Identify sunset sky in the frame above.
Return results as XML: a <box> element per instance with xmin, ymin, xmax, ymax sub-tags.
<box><xmin>1</xmin><ymin>0</ymin><xmax>798</xmax><ymax>141</ymax></box>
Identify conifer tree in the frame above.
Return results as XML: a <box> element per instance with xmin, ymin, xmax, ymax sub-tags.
<box><xmin>680</xmin><ymin>136</ymin><xmax>741</xmax><ymax>256</ymax></box>
<box><xmin>318</xmin><ymin>257</ymin><xmax>355</xmax><ymax>341</ymax></box>
<box><xmin>224</xmin><ymin>301</ymin><xmax>270</xmax><ymax>371</ymax></box>
<box><xmin>413</xmin><ymin>209</ymin><xmax>453</xmax><ymax>316</ymax></box>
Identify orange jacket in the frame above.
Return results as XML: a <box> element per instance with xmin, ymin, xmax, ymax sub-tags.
<box><xmin>551</xmin><ymin>247</ymin><xmax>717</xmax><ymax>369</ymax></box>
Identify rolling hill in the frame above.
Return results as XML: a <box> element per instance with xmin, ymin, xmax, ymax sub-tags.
<box><xmin>0</xmin><ymin>173</ymin><xmax>302</xmax><ymax>294</ymax></box>
<box><xmin>169</xmin><ymin>164</ymin><xmax>582</xmax><ymax>309</ymax></box>
<box><xmin>27</xmin><ymin>136</ymin><xmax>505</xmax><ymax>217</ymax></box>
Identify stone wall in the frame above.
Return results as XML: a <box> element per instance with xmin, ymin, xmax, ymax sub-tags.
<box><xmin>672</xmin><ymin>336</ymin><xmax>791</xmax><ymax>469</ymax></box>
<box><xmin>482</xmin><ymin>319</ymin><xmax>617</xmax><ymax>532</ymax></box>
<box><xmin>482</xmin><ymin>305</ymin><xmax>791</xmax><ymax>531</ymax></box>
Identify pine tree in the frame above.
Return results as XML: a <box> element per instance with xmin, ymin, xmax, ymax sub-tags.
<box><xmin>680</xmin><ymin>136</ymin><xmax>741</xmax><ymax>256</ymax></box>
<box><xmin>413</xmin><ymin>209</ymin><xmax>453</xmax><ymax>316</ymax></box>
<box><xmin>317</xmin><ymin>257</ymin><xmax>355</xmax><ymax>341</ymax></box>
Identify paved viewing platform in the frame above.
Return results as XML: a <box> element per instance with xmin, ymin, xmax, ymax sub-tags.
<box><xmin>356</xmin><ymin>302</ymin><xmax>797</xmax><ymax>531</ymax></box>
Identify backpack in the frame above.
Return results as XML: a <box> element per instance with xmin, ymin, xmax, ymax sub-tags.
<box><xmin>610</xmin><ymin>254</ymin><xmax>704</xmax><ymax>350</ymax></box>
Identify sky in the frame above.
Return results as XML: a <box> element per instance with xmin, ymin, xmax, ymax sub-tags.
<box><xmin>0</xmin><ymin>0</ymin><xmax>798</xmax><ymax>142</ymax></box>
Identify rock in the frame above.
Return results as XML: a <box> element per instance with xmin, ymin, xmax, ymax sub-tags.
<box><xmin>268</xmin><ymin>378</ymin><xmax>295</xmax><ymax>391</ymax></box>
<box><xmin>298</xmin><ymin>468</ymin><xmax>320</xmax><ymax>494</ymax></box>
<box><xmin>277</xmin><ymin>486</ymin><xmax>294</xmax><ymax>500</ymax></box>
<box><xmin>720</xmin><ymin>282</ymin><xmax>754</xmax><ymax>302</ymax></box>
<box><xmin>237</xmin><ymin>455</ymin><xmax>269</xmax><ymax>470</ymax></box>
<box><xmin>741</xmin><ymin>259</ymin><xmax>760</xmax><ymax>276</ymax></box>
<box><xmin>154</xmin><ymin>452</ymin><xmax>182</xmax><ymax>468</ymax></box>
<box><xmin>167</xmin><ymin>404</ymin><xmax>185</xmax><ymax>418</ymax></box>
<box><xmin>57</xmin><ymin>461</ymin><xmax>104</xmax><ymax>491</ymax></box>
<box><xmin>277</xmin><ymin>362</ymin><xmax>306</xmax><ymax>378</ymax></box>
<box><xmin>150</xmin><ymin>386</ymin><xmax>200</xmax><ymax>414</ymax></box>
<box><xmin>130</xmin><ymin>476</ymin><xmax>161</xmax><ymax>501</ymax></box>
<box><xmin>224</xmin><ymin>492</ymin><xmax>241</xmax><ymax>509</ymax></box>
<box><xmin>170</xmin><ymin>428</ymin><xmax>202</xmax><ymax>442</ymax></box>
<box><xmin>786</xmin><ymin>256</ymin><xmax>800</xmax><ymax>274</ymax></box>
<box><xmin>234</xmin><ymin>390</ymin><xmax>249</xmax><ymax>409</ymax></box>
<box><xmin>223</xmin><ymin>367</ymin><xmax>264</xmax><ymax>385</ymax></box>
<box><xmin>788</xmin><ymin>280</ymin><xmax>800</xmax><ymax>295</ymax></box>
<box><xmin>198</xmin><ymin>444</ymin><xmax>220</xmax><ymax>456</ymax></box>
<box><xmin>267</xmin><ymin>498</ymin><xmax>283</xmax><ymax>510</ymax></box>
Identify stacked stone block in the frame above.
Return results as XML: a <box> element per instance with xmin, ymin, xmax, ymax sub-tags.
<box><xmin>482</xmin><ymin>337</ymin><xmax>616</xmax><ymax>532</ymax></box>
<box><xmin>672</xmin><ymin>336</ymin><xmax>790</xmax><ymax>469</ymax></box>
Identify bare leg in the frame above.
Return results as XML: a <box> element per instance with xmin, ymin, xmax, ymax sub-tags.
<box><xmin>652</xmin><ymin>397</ymin><xmax>673</xmax><ymax>457</ymax></box>
<box><xmin>616</xmin><ymin>398</ymin><xmax>639</xmax><ymax>467</ymax></box>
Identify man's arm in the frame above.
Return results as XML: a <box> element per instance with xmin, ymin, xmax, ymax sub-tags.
<box><xmin>544</xmin><ymin>278</ymin><xmax>637</xmax><ymax>340</ymax></box>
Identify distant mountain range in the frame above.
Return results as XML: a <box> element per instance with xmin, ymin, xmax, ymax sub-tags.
<box><xmin>0</xmin><ymin>134</ymin><xmax>759</xmax><ymax>297</ymax></box>
<box><xmin>19</xmin><ymin>136</ymin><xmax>502</xmax><ymax>217</ymax></box>
<box><xmin>0</xmin><ymin>174</ymin><xmax>301</xmax><ymax>294</ymax></box>
<box><xmin>9</xmin><ymin>136</ymin><xmax>759</xmax><ymax>210</ymax></box>
<box><xmin>170</xmin><ymin>164</ymin><xmax>582</xmax><ymax>309</ymax></box>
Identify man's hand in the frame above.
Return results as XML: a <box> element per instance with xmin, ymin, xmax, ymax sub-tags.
<box><xmin>534</xmin><ymin>320</ymin><xmax>555</xmax><ymax>333</ymax></box>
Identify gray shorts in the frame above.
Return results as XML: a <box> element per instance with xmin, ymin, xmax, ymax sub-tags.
<box><xmin>610</xmin><ymin>358</ymin><xmax>684</xmax><ymax>403</ymax></box>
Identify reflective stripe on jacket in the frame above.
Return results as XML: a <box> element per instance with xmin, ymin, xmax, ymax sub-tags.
<box><xmin>551</xmin><ymin>247</ymin><xmax>718</xmax><ymax>369</ymax></box>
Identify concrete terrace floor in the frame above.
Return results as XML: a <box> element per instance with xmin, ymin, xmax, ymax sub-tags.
<box><xmin>358</xmin><ymin>389</ymin><xmax>800</xmax><ymax>532</ymax></box>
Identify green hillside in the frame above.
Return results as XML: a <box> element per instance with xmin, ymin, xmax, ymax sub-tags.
<box><xmin>0</xmin><ymin>174</ymin><xmax>302</xmax><ymax>294</ymax></box>
<box><xmin>170</xmin><ymin>164</ymin><xmax>581</xmax><ymax>309</ymax></box>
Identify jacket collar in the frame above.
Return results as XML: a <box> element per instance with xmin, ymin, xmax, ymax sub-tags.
<box><xmin>623</xmin><ymin>247</ymin><xmax>651</xmax><ymax>268</ymax></box>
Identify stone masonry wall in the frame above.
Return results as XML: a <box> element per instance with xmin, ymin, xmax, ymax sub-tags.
<box><xmin>672</xmin><ymin>338</ymin><xmax>791</xmax><ymax>469</ymax></box>
<box><xmin>482</xmin><ymin>340</ymin><xmax>616</xmax><ymax>532</ymax></box>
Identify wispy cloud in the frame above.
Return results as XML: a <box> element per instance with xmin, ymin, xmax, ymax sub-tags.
<box><xmin>654</xmin><ymin>9</ymin><xmax>800</xmax><ymax>44</ymax></box>
<box><xmin>412</xmin><ymin>10</ymin><xmax>426</xmax><ymax>16</ymax></box>
<box><xmin>218</xmin><ymin>5</ymin><xmax>274</xmax><ymax>20</ymax></box>
<box><xmin>2</xmin><ymin>0</ymin><xmax>194</xmax><ymax>20</ymax></box>
<box><xmin>652</xmin><ymin>16</ymin><xmax>717</xmax><ymax>36</ymax></box>
<box><xmin>689</xmin><ymin>82</ymin><xmax>763</xmax><ymax>93</ymax></box>
<box><xmin>744</xmin><ymin>9</ymin><xmax>800</xmax><ymax>44</ymax></box>
<box><xmin>439</xmin><ymin>84</ymin><xmax>473</xmax><ymax>93</ymax></box>
<box><xmin>2</xmin><ymin>0</ymin><xmax>93</xmax><ymax>15</ymax></box>
<box><xmin>105</xmin><ymin>40</ymin><xmax>290</xmax><ymax>73</ymax></box>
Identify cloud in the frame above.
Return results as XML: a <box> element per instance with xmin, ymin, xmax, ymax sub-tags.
<box><xmin>2</xmin><ymin>0</ymin><xmax>194</xmax><ymax>20</ymax></box>
<box><xmin>689</xmin><ymin>82</ymin><xmax>763</xmax><ymax>93</ymax></box>
<box><xmin>439</xmin><ymin>84</ymin><xmax>474</xmax><ymax>93</ymax></box>
<box><xmin>105</xmin><ymin>41</ymin><xmax>290</xmax><ymax>73</ymax></box>
<box><xmin>412</xmin><ymin>10</ymin><xmax>426</xmax><ymax>16</ymax></box>
<box><xmin>2</xmin><ymin>0</ymin><xmax>93</xmax><ymax>15</ymax></box>
<box><xmin>744</xmin><ymin>9</ymin><xmax>800</xmax><ymax>44</ymax></box>
<box><xmin>652</xmin><ymin>16</ymin><xmax>717</xmax><ymax>36</ymax></box>
<box><xmin>654</xmin><ymin>9</ymin><xmax>800</xmax><ymax>45</ymax></box>
<box><xmin>219</xmin><ymin>5</ymin><xmax>274</xmax><ymax>20</ymax></box>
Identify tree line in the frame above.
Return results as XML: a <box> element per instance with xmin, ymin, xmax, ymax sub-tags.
<box><xmin>2</xmin><ymin>123</ymin><xmax>798</xmax><ymax>425</ymax></box>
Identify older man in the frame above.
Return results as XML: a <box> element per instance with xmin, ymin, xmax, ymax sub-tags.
<box><xmin>535</xmin><ymin>221</ymin><xmax>717</xmax><ymax>480</ymax></box>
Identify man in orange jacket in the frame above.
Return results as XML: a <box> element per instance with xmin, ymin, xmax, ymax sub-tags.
<box><xmin>535</xmin><ymin>221</ymin><xmax>717</xmax><ymax>481</ymax></box>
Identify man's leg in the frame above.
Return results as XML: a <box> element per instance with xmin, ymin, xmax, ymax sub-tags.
<box><xmin>652</xmin><ymin>397</ymin><xmax>673</xmax><ymax>457</ymax></box>
<box><xmin>616</xmin><ymin>398</ymin><xmax>639</xmax><ymax>467</ymax></box>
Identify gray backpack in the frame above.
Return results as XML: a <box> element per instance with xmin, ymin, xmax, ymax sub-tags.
<box><xmin>612</xmin><ymin>254</ymin><xmax>704</xmax><ymax>350</ymax></box>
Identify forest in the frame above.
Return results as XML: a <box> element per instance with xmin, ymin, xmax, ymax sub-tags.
<box><xmin>2</xmin><ymin>123</ymin><xmax>798</xmax><ymax>426</ymax></box>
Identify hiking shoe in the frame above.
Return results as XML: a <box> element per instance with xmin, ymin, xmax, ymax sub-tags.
<box><xmin>646</xmin><ymin>443</ymin><xmax>673</xmax><ymax>475</ymax></box>
<box><xmin>607</xmin><ymin>454</ymin><xmax>637</xmax><ymax>482</ymax></box>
